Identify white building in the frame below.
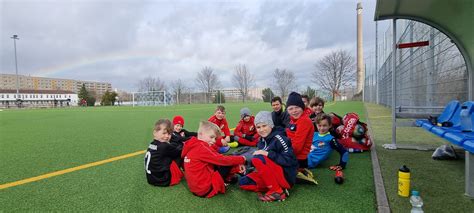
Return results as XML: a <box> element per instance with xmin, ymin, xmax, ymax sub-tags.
<box><xmin>0</xmin><ymin>89</ymin><xmax>78</xmax><ymax>108</ymax></box>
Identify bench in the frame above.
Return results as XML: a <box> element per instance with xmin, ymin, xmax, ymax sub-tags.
<box><xmin>416</xmin><ymin>100</ymin><xmax>474</xmax><ymax>197</ymax></box>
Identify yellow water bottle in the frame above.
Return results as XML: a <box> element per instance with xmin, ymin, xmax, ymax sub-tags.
<box><xmin>398</xmin><ymin>165</ymin><xmax>410</xmax><ymax>197</ymax></box>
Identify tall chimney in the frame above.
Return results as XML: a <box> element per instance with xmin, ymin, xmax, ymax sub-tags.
<box><xmin>356</xmin><ymin>2</ymin><xmax>364</xmax><ymax>94</ymax></box>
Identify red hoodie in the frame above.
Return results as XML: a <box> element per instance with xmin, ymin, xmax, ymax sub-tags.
<box><xmin>234</xmin><ymin>116</ymin><xmax>257</xmax><ymax>138</ymax></box>
<box><xmin>208</xmin><ymin>115</ymin><xmax>231</xmax><ymax>136</ymax></box>
<box><xmin>181</xmin><ymin>137</ymin><xmax>245</xmax><ymax>197</ymax></box>
<box><xmin>286</xmin><ymin>115</ymin><xmax>315</xmax><ymax>160</ymax></box>
<box><xmin>303</xmin><ymin>107</ymin><xmax>313</xmax><ymax>117</ymax></box>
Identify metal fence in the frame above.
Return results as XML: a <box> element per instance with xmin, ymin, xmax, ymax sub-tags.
<box><xmin>364</xmin><ymin>20</ymin><xmax>468</xmax><ymax>113</ymax></box>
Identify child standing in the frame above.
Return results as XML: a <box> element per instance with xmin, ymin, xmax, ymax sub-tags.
<box><xmin>229</xmin><ymin>107</ymin><xmax>259</xmax><ymax>147</ymax></box>
<box><xmin>239</xmin><ymin>111</ymin><xmax>298</xmax><ymax>202</ymax></box>
<box><xmin>208</xmin><ymin>105</ymin><xmax>231</xmax><ymax>153</ymax></box>
<box><xmin>145</xmin><ymin>119</ymin><xmax>184</xmax><ymax>187</ymax></box>
<box><xmin>181</xmin><ymin>121</ymin><xmax>246</xmax><ymax>198</ymax></box>
<box><xmin>308</xmin><ymin>113</ymin><xmax>349</xmax><ymax>170</ymax></box>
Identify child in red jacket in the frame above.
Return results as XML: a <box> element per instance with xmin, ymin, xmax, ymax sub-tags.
<box><xmin>228</xmin><ymin>107</ymin><xmax>259</xmax><ymax>147</ymax></box>
<box><xmin>286</xmin><ymin>92</ymin><xmax>317</xmax><ymax>184</ymax></box>
<box><xmin>181</xmin><ymin>121</ymin><xmax>246</xmax><ymax>198</ymax></box>
<box><xmin>208</xmin><ymin>105</ymin><xmax>231</xmax><ymax>153</ymax></box>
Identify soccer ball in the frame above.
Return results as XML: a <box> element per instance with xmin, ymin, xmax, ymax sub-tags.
<box><xmin>352</xmin><ymin>124</ymin><xmax>366</xmax><ymax>139</ymax></box>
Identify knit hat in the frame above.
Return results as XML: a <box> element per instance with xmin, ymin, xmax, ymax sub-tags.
<box><xmin>254</xmin><ymin>111</ymin><xmax>274</xmax><ymax>128</ymax></box>
<box><xmin>240</xmin><ymin>107</ymin><xmax>251</xmax><ymax>119</ymax></box>
<box><xmin>286</xmin><ymin>92</ymin><xmax>305</xmax><ymax>110</ymax></box>
<box><xmin>172</xmin><ymin>116</ymin><xmax>184</xmax><ymax>126</ymax></box>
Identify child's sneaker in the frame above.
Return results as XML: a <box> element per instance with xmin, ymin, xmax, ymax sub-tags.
<box><xmin>296</xmin><ymin>171</ymin><xmax>318</xmax><ymax>185</ymax></box>
<box><xmin>228</xmin><ymin>142</ymin><xmax>239</xmax><ymax>148</ymax></box>
<box><xmin>258</xmin><ymin>192</ymin><xmax>287</xmax><ymax>202</ymax></box>
<box><xmin>218</xmin><ymin>146</ymin><xmax>230</xmax><ymax>154</ymax></box>
<box><xmin>303</xmin><ymin>168</ymin><xmax>314</xmax><ymax>178</ymax></box>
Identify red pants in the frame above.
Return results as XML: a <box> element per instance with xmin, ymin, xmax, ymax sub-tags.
<box><xmin>238</xmin><ymin>136</ymin><xmax>259</xmax><ymax>146</ymax></box>
<box><xmin>239</xmin><ymin>156</ymin><xmax>290</xmax><ymax>194</ymax></box>
<box><xmin>170</xmin><ymin>161</ymin><xmax>183</xmax><ymax>186</ymax></box>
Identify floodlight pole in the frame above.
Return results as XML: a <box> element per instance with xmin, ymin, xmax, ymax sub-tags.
<box><xmin>11</xmin><ymin>35</ymin><xmax>20</xmax><ymax>100</ymax></box>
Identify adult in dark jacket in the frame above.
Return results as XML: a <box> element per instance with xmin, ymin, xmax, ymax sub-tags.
<box><xmin>239</xmin><ymin>111</ymin><xmax>298</xmax><ymax>202</ymax></box>
<box><xmin>271</xmin><ymin>96</ymin><xmax>290</xmax><ymax>129</ymax></box>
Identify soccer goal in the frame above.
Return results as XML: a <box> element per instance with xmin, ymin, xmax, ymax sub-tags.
<box><xmin>131</xmin><ymin>91</ymin><xmax>173</xmax><ymax>107</ymax></box>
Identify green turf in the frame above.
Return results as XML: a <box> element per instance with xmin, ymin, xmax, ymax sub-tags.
<box><xmin>365</xmin><ymin>103</ymin><xmax>474</xmax><ymax>212</ymax></box>
<box><xmin>0</xmin><ymin>101</ymin><xmax>375</xmax><ymax>212</ymax></box>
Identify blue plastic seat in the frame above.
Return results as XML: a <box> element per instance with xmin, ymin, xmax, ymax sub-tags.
<box><xmin>460</xmin><ymin>101</ymin><xmax>474</xmax><ymax>132</ymax></box>
<box><xmin>422</xmin><ymin>122</ymin><xmax>435</xmax><ymax>131</ymax></box>
<box><xmin>443</xmin><ymin>130</ymin><xmax>474</xmax><ymax>146</ymax></box>
<box><xmin>437</xmin><ymin>100</ymin><xmax>461</xmax><ymax>123</ymax></box>
<box><xmin>462</xmin><ymin>140</ymin><xmax>474</xmax><ymax>153</ymax></box>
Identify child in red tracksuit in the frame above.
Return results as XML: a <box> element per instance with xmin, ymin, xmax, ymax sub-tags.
<box><xmin>229</xmin><ymin>107</ymin><xmax>259</xmax><ymax>147</ymax></box>
<box><xmin>208</xmin><ymin>105</ymin><xmax>231</xmax><ymax>153</ymax></box>
<box><xmin>285</xmin><ymin>92</ymin><xmax>317</xmax><ymax>184</ymax></box>
<box><xmin>239</xmin><ymin>111</ymin><xmax>298</xmax><ymax>202</ymax></box>
<box><xmin>181</xmin><ymin>121</ymin><xmax>246</xmax><ymax>198</ymax></box>
<box><xmin>145</xmin><ymin>119</ymin><xmax>183</xmax><ymax>187</ymax></box>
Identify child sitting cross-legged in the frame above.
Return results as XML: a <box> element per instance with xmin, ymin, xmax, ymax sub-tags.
<box><xmin>228</xmin><ymin>107</ymin><xmax>259</xmax><ymax>148</ymax></box>
<box><xmin>239</xmin><ymin>111</ymin><xmax>298</xmax><ymax>202</ymax></box>
<box><xmin>308</xmin><ymin>113</ymin><xmax>349</xmax><ymax>171</ymax></box>
<box><xmin>181</xmin><ymin>121</ymin><xmax>247</xmax><ymax>198</ymax></box>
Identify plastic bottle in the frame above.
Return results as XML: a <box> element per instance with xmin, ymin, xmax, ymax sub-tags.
<box><xmin>409</xmin><ymin>190</ymin><xmax>424</xmax><ymax>213</ymax></box>
<box><xmin>398</xmin><ymin>165</ymin><xmax>410</xmax><ymax>197</ymax></box>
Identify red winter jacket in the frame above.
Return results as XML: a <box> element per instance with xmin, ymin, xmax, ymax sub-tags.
<box><xmin>208</xmin><ymin>115</ymin><xmax>231</xmax><ymax>137</ymax></box>
<box><xmin>181</xmin><ymin>137</ymin><xmax>245</xmax><ymax>196</ymax></box>
<box><xmin>234</xmin><ymin>116</ymin><xmax>258</xmax><ymax>138</ymax></box>
<box><xmin>286</xmin><ymin>115</ymin><xmax>315</xmax><ymax>160</ymax></box>
<box><xmin>303</xmin><ymin>107</ymin><xmax>313</xmax><ymax>117</ymax></box>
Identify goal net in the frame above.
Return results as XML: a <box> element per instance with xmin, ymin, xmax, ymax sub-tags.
<box><xmin>131</xmin><ymin>91</ymin><xmax>173</xmax><ymax>107</ymax></box>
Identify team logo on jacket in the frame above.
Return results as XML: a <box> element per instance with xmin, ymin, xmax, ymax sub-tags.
<box><xmin>318</xmin><ymin>141</ymin><xmax>325</xmax><ymax>148</ymax></box>
<box><xmin>220</xmin><ymin>124</ymin><xmax>224</xmax><ymax>129</ymax></box>
<box><xmin>249</xmin><ymin>126</ymin><xmax>254</xmax><ymax>131</ymax></box>
<box><xmin>184</xmin><ymin>156</ymin><xmax>191</xmax><ymax>163</ymax></box>
<box><xmin>288</xmin><ymin>124</ymin><xmax>297</xmax><ymax>131</ymax></box>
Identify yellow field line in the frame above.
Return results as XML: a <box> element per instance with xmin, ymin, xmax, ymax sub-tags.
<box><xmin>0</xmin><ymin>150</ymin><xmax>146</xmax><ymax>190</ymax></box>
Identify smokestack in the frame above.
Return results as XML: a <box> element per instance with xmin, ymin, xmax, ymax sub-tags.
<box><xmin>356</xmin><ymin>2</ymin><xmax>364</xmax><ymax>94</ymax></box>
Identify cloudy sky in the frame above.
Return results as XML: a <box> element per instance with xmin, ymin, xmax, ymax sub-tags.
<box><xmin>1</xmin><ymin>0</ymin><xmax>385</xmax><ymax>92</ymax></box>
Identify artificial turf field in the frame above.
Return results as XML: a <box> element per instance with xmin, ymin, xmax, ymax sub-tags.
<box><xmin>0</xmin><ymin>101</ymin><xmax>375</xmax><ymax>212</ymax></box>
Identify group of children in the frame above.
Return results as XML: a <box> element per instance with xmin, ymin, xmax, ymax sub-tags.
<box><xmin>144</xmin><ymin>92</ymin><xmax>350</xmax><ymax>202</ymax></box>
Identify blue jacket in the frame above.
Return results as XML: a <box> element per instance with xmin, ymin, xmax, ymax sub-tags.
<box><xmin>256</xmin><ymin>128</ymin><xmax>298</xmax><ymax>185</ymax></box>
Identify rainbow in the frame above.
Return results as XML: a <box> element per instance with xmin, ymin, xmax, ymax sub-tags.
<box><xmin>37</xmin><ymin>49</ymin><xmax>169</xmax><ymax>77</ymax></box>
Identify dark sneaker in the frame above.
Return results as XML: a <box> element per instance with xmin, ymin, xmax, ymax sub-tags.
<box><xmin>258</xmin><ymin>192</ymin><xmax>287</xmax><ymax>202</ymax></box>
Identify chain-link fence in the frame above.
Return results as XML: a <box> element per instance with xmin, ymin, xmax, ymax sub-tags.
<box><xmin>364</xmin><ymin>20</ymin><xmax>468</xmax><ymax>114</ymax></box>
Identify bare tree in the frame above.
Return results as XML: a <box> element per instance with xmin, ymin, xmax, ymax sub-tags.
<box><xmin>273</xmin><ymin>69</ymin><xmax>296</xmax><ymax>101</ymax></box>
<box><xmin>313</xmin><ymin>49</ymin><xmax>356</xmax><ymax>101</ymax></box>
<box><xmin>196</xmin><ymin>67</ymin><xmax>220</xmax><ymax>103</ymax></box>
<box><xmin>233</xmin><ymin>64</ymin><xmax>255</xmax><ymax>103</ymax></box>
<box><xmin>171</xmin><ymin>79</ymin><xmax>187</xmax><ymax>105</ymax></box>
<box><xmin>137</xmin><ymin>76</ymin><xmax>166</xmax><ymax>92</ymax></box>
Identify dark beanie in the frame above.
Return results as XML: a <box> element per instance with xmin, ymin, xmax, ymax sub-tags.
<box><xmin>286</xmin><ymin>92</ymin><xmax>305</xmax><ymax>109</ymax></box>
